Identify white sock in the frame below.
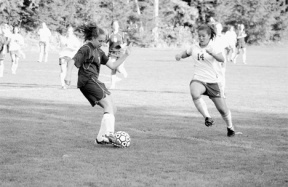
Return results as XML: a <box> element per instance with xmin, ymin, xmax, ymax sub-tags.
<box><xmin>222</xmin><ymin>110</ymin><xmax>234</xmax><ymax>129</ymax></box>
<box><xmin>193</xmin><ymin>98</ymin><xmax>211</xmax><ymax>118</ymax></box>
<box><xmin>96</xmin><ymin>113</ymin><xmax>115</xmax><ymax>141</ymax></box>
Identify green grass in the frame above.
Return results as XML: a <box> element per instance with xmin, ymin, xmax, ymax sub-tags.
<box><xmin>0</xmin><ymin>45</ymin><xmax>288</xmax><ymax>187</ymax></box>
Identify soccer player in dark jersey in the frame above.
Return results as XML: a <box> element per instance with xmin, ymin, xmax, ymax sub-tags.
<box><xmin>64</xmin><ymin>23</ymin><xmax>131</xmax><ymax>147</ymax></box>
<box><xmin>108</xmin><ymin>20</ymin><xmax>129</xmax><ymax>89</ymax></box>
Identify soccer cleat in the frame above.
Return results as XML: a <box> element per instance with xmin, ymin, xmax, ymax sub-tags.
<box><xmin>205</xmin><ymin>117</ymin><xmax>214</xmax><ymax>127</ymax></box>
<box><xmin>105</xmin><ymin>134</ymin><xmax>123</xmax><ymax>148</ymax></box>
<box><xmin>227</xmin><ymin>127</ymin><xmax>235</xmax><ymax>137</ymax></box>
<box><xmin>94</xmin><ymin>139</ymin><xmax>110</xmax><ymax>145</ymax></box>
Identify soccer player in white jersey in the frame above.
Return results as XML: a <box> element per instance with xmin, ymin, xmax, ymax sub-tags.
<box><xmin>58</xmin><ymin>26</ymin><xmax>81</xmax><ymax>89</ymax></box>
<box><xmin>225</xmin><ymin>25</ymin><xmax>237</xmax><ymax>62</ymax></box>
<box><xmin>9</xmin><ymin>26</ymin><xmax>25</xmax><ymax>74</ymax></box>
<box><xmin>37</xmin><ymin>22</ymin><xmax>51</xmax><ymax>63</ymax></box>
<box><xmin>175</xmin><ymin>24</ymin><xmax>238</xmax><ymax>137</ymax></box>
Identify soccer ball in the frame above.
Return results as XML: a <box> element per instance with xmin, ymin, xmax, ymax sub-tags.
<box><xmin>115</xmin><ymin>131</ymin><xmax>131</xmax><ymax>148</ymax></box>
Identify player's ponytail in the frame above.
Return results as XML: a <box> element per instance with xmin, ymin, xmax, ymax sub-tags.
<box><xmin>76</xmin><ymin>23</ymin><xmax>105</xmax><ymax>41</ymax></box>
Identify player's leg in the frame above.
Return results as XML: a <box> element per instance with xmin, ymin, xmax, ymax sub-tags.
<box><xmin>190</xmin><ymin>81</ymin><xmax>214</xmax><ymax>126</ymax></box>
<box><xmin>0</xmin><ymin>60</ymin><xmax>4</xmax><ymax>77</ymax></box>
<box><xmin>117</xmin><ymin>61</ymin><xmax>128</xmax><ymax>78</ymax></box>
<box><xmin>59</xmin><ymin>58</ymin><xmax>67</xmax><ymax>89</ymax></box>
<box><xmin>242</xmin><ymin>47</ymin><xmax>247</xmax><ymax>64</ymax></box>
<box><xmin>43</xmin><ymin>43</ymin><xmax>49</xmax><ymax>63</ymax></box>
<box><xmin>210</xmin><ymin>97</ymin><xmax>235</xmax><ymax>137</ymax></box>
<box><xmin>10</xmin><ymin>52</ymin><xmax>16</xmax><ymax>74</ymax></box>
<box><xmin>13</xmin><ymin>55</ymin><xmax>19</xmax><ymax>74</ymax></box>
<box><xmin>97</xmin><ymin>95</ymin><xmax>122</xmax><ymax>146</ymax></box>
<box><xmin>38</xmin><ymin>42</ymin><xmax>44</xmax><ymax>62</ymax></box>
<box><xmin>110</xmin><ymin>57</ymin><xmax>121</xmax><ymax>89</ymax></box>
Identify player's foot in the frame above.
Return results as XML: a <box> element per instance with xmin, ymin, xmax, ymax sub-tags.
<box><xmin>61</xmin><ymin>86</ymin><xmax>67</xmax><ymax>90</ymax></box>
<box><xmin>94</xmin><ymin>139</ymin><xmax>110</xmax><ymax>145</ymax></box>
<box><xmin>205</xmin><ymin>117</ymin><xmax>214</xmax><ymax>127</ymax></box>
<box><xmin>105</xmin><ymin>134</ymin><xmax>123</xmax><ymax>148</ymax></box>
<box><xmin>227</xmin><ymin>127</ymin><xmax>235</xmax><ymax>137</ymax></box>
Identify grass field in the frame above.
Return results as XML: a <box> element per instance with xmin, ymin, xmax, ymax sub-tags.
<box><xmin>0</xmin><ymin>44</ymin><xmax>288</xmax><ymax>187</ymax></box>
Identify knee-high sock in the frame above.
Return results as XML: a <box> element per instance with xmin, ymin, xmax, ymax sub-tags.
<box><xmin>193</xmin><ymin>98</ymin><xmax>211</xmax><ymax>118</ymax></box>
<box><xmin>0</xmin><ymin>62</ymin><xmax>4</xmax><ymax>77</ymax></box>
<box><xmin>96</xmin><ymin>113</ymin><xmax>115</xmax><ymax>141</ymax></box>
<box><xmin>222</xmin><ymin>110</ymin><xmax>233</xmax><ymax>129</ymax></box>
<box><xmin>60</xmin><ymin>72</ymin><xmax>65</xmax><ymax>87</ymax></box>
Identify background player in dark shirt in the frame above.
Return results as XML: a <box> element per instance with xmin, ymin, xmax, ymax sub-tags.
<box><xmin>64</xmin><ymin>23</ymin><xmax>131</xmax><ymax>147</ymax></box>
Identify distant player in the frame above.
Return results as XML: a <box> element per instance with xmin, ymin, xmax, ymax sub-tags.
<box><xmin>108</xmin><ymin>20</ymin><xmax>129</xmax><ymax>89</ymax></box>
<box><xmin>9</xmin><ymin>26</ymin><xmax>25</xmax><ymax>74</ymax></box>
<box><xmin>64</xmin><ymin>23</ymin><xmax>132</xmax><ymax>147</ymax></box>
<box><xmin>0</xmin><ymin>25</ymin><xmax>10</xmax><ymax>77</ymax></box>
<box><xmin>224</xmin><ymin>25</ymin><xmax>237</xmax><ymax>63</ymax></box>
<box><xmin>175</xmin><ymin>24</ymin><xmax>240</xmax><ymax>137</ymax></box>
<box><xmin>58</xmin><ymin>26</ymin><xmax>81</xmax><ymax>89</ymax></box>
<box><xmin>233</xmin><ymin>24</ymin><xmax>247</xmax><ymax>64</ymax></box>
<box><xmin>37</xmin><ymin>22</ymin><xmax>51</xmax><ymax>63</ymax></box>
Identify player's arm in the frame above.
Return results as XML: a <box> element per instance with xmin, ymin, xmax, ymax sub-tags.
<box><xmin>105</xmin><ymin>45</ymin><xmax>131</xmax><ymax>70</ymax></box>
<box><xmin>175</xmin><ymin>50</ymin><xmax>190</xmax><ymax>61</ymax></box>
<box><xmin>206</xmin><ymin>49</ymin><xmax>225</xmax><ymax>62</ymax></box>
<box><xmin>64</xmin><ymin>47</ymin><xmax>86</xmax><ymax>86</ymax></box>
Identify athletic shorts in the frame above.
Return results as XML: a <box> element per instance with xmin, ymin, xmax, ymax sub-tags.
<box><xmin>9</xmin><ymin>50</ymin><xmax>20</xmax><ymax>57</ymax></box>
<box><xmin>79</xmin><ymin>78</ymin><xmax>111</xmax><ymax>107</ymax></box>
<box><xmin>236</xmin><ymin>38</ymin><xmax>245</xmax><ymax>49</ymax></box>
<box><xmin>59</xmin><ymin>56</ymin><xmax>71</xmax><ymax>65</ymax></box>
<box><xmin>190</xmin><ymin>80</ymin><xmax>224</xmax><ymax>98</ymax></box>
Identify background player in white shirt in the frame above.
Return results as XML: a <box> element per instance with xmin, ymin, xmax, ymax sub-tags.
<box><xmin>233</xmin><ymin>24</ymin><xmax>247</xmax><ymax>64</ymax></box>
<box><xmin>58</xmin><ymin>26</ymin><xmax>81</xmax><ymax>89</ymax></box>
<box><xmin>225</xmin><ymin>25</ymin><xmax>237</xmax><ymax>63</ymax></box>
<box><xmin>9</xmin><ymin>26</ymin><xmax>25</xmax><ymax>74</ymax></box>
<box><xmin>37</xmin><ymin>22</ymin><xmax>51</xmax><ymax>63</ymax></box>
<box><xmin>175</xmin><ymin>24</ymin><xmax>239</xmax><ymax>137</ymax></box>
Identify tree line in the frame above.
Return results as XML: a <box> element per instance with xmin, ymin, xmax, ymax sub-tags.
<box><xmin>0</xmin><ymin>0</ymin><xmax>287</xmax><ymax>46</ymax></box>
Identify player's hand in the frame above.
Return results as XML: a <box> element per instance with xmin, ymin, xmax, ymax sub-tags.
<box><xmin>205</xmin><ymin>48</ymin><xmax>214</xmax><ymax>56</ymax></box>
<box><xmin>175</xmin><ymin>54</ymin><xmax>181</xmax><ymax>61</ymax></box>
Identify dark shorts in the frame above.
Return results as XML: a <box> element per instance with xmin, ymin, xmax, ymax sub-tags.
<box><xmin>10</xmin><ymin>50</ymin><xmax>20</xmax><ymax>57</ymax></box>
<box><xmin>59</xmin><ymin>56</ymin><xmax>71</xmax><ymax>65</ymax></box>
<box><xmin>236</xmin><ymin>38</ymin><xmax>246</xmax><ymax>49</ymax></box>
<box><xmin>79</xmin><ymin>78</ymin><xmax>111</xmax><ymax>107</ymax></box>
<box><xmin>190</xmin><ymin>80</ymin><xmax>224</xmax><ymax>98</ymax></box>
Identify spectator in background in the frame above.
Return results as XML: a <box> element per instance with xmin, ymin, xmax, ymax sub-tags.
<box><xmin>37</xmin><ymin>22</ymin><xmax>51</xmax><ymax>63</ymax></box>
<box><xmin>9</xmin><ymin>26</ymin><xmax>25</xmax><ymax>74</ymax></box>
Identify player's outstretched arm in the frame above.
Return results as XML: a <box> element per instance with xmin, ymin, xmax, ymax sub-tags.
<box><xmin>175</xmin><ymin>51</ymin><xmax>189</xmax><ymax>61</ymax></box>
<box><xmin>106</xmin><ymin>44</ymin><xmax>131</xmax><ymax>70</ymax></box>
<box><xmin>64</xmin><ymin>59</ymin><xmax>75</xmax><ymax>86</ymax></box>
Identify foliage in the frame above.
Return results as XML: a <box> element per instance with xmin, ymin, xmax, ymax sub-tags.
<box><xmin>0</xmin><ymin>0</ymin><xmax>287</xmax><ymax>46</ymax></box>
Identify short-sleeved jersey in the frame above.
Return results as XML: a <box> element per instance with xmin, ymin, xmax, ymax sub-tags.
<box><xmin>9</xmin><ymin>33</ymin><xmax>24</xmax><ymax>51</ymax></box>
<box><xmin>186</xmin><ymin>41</ymin><xmax>222</xmax><ymax>83</ymax></box>
<box><xmin>73</xmin><ymin>42</ymin><xmax>109</xmax><ymax>88</ymax></box>
<box><xmin>38</xmin><ymin>28</ymin><xmax>51</xmax><ymax>42</ymax></box>
<box><xmin>108</xmin><ymin>31</ymin><xmax>128</xmax><ymax>53</ymax></box>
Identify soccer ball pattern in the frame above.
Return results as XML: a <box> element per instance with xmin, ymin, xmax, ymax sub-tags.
<box><xmin>115</xmin><ymin>131</ymin><xmax>131</xmax><ymax>148</ymax></box>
